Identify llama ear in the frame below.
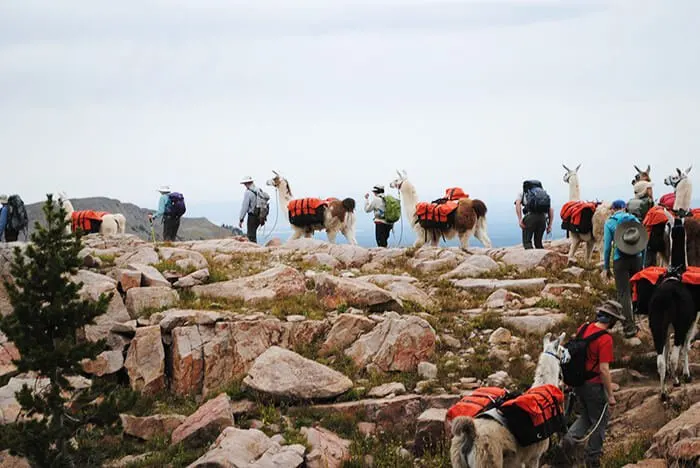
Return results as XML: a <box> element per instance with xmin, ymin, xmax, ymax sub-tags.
<box><xmin>562</xmin><ymin>164</ymin><xmax>571</xmax><ymax>172</ymax></box>
<box><xmin>402</xmin><ymin>169</ymin><xmax>408</xmax><ymax>178</ymax></box>
<box><xmin>677</xmin><ymin>168</ymin><xmax>682</xmax><ymax>176</ymax></box>
<box><xmin>687</xmin><ymin>166</ymin><xmax>692</xmax><ymax>174</ymax></box>
<box><xmin>396</xmin><ymin>170</ymin><xmax>403</xmax><ymax>178</ymax></box>
<box><xmin>272</xmin><ymin>170</ymin><xmax>279</xmax><ymax>176</ymax></box>
<box><xmin>557</xmin><ymin>332</ymin><xmax>566</xmax><ymax>346</ymax></box>
<box><xmin>575</xmin><ymin>164</ymin><xmax>581</xmax><ymax>172</ymax></box>
<box><xmin>634</xmin><ymin>165</ymin><xmax>642</xmax><ymax>174</ymax></box>
<box><xmin>543</xmin><ymin>332</ymin><xmax>552</xmax><ymax>346</ymax></box>
<box><xmin>646</xmin><ymin>165</ymin><xmax>651</xmax><ymax>174</ymax></box>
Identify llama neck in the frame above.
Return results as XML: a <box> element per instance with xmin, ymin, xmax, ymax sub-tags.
<box><xmin>531</xmin><ymin>352</ymin><xmax>560</xmax><ymax>388</ymax></box>
<box><xmin>568</xmin><ymin>175</ymin><xmax>581</xmax><ymax>201</ymax></box>
<box><xmin>399</xmin><ymin>180</ymin><xmax>419</xmax><ymax>220</ymax></box>
<box><xmin>62</xmin><ymin>201</ymin><xmax>74</xmax><ymax>214</ymax></box>
<box><xmin>277</xmin><ymin>180</ymin><xmax>294</xmax><ymax>207</ymax></box>
<box><xmin>674</xmin><ymin>179</ymin><xmax>692</xmax><ymax>211</ymax></box>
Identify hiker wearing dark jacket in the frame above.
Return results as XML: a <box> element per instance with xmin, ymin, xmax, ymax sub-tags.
<box><xmin>0</xmin><ymin>195</ymin><xmax>18</xmax><ymax>242</ymax></box>
<box><xmin>603</xmin><ymin>200</ymin><xmax>646</xmax><ymax>342</ymax></box>
<box><xmin>239</xmin><ymin>176</ymin><xmax>260</xmax><ymax>243</ymax></box>
<box><xmin>364</xmin><ymin>185</ymin><xmax>392</xmax><ymax>248</ymax></box>
<box><xmin>554</xmin><ymin>300</ymin><xmax>624</xmax><ymax>468</ymax></box>
<box><xmin>515</xmin><ymin>187</ymin><xmax>553</xmax><ymax>249</ymax></box>
<box><xmin>149</xmin><ymin>186</ymin><xmax>179</xmax><ymax>242</ymax></box>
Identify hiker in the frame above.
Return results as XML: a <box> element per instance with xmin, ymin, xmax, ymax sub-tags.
<box><xmin>0</xmin><ymin>194</ymin><xmax>26</xmax><ymax>242</ymax></box>
<box><xmin>239</xmin><ymin>176</ymin><xmax>262</xmax><ymax>243</ymax></box>
<box><xmin>515</xmin><ymin>180</ymin><xmax>553</xmax><ymax>249</ymax></box>
<box><xmin>364</xmin><ymin>185</ymin><xmax>398</xmax><ymax>247</ymax></box>
<box><xmin>554</xmin><ymin>300</ymin><xmax>625</xmax><ymax>468</ymax></box>
<box><xmin>602</xmin><ymin>200</ymin><xmax>647</xmax><ymax>343</ymax></box>
<box><xmin>149</xmin><ymin>186</ymin><xmax>186</xmax><ymax>242</ymax></box>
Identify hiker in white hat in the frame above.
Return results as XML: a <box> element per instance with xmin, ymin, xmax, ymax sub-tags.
<box><xmin>364</xmin><ymin>184</ymin><xmax>394</xmax><ymax>247</ymax></box>
<box><xmin>149</xmin><ymin>185</ymin><xmax>184</xmax><ymax>241</ymax></box>
<box><xmin>239</xmin><ymin>176</ymin><xmax>261</xmax><ymax>243</ymax></box>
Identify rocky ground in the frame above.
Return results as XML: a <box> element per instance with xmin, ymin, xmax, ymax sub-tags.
<box><xmin>0</xmin><ymin>235</ymin><xmax>698</xmax><ymax>467</ymax></box>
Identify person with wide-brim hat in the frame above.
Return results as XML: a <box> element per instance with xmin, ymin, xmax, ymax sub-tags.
<box><xmin>364</xmin><ymin>184</ymin><xmax>394</xmax><ymax>247</ymax></box>
<box><xmin>602</xmin><ymin>200</ymin><xmax>647</xmax><ymax>342</ymax></box>
<box><xmin>239</xmin><ymin>176</ymin><xmax>261</xmax><ymax>243</ymax></box>
<box><xmin>149</xmin><ymin>185</ymin><xmax>180</xmax><ymax>241</ymax></box>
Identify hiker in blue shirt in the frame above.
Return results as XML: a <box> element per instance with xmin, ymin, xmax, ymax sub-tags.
<box><xmin>239</xmin><ymin>176</ymin><xmax>261</xmax><ymax>243</ymax></box>
<box><xmin>149</xmin><ymin>186</ymin><xmax>180</xmax><ymax>241</ymax></box>
<box><xmin>0</xmin><ymin>195</ymin><xmax>8</xmax><ymax>242</ymax></box>
<box><xmin>603</xmin><ymin>200</ymin><xmax>645</xmax><ymax>342</ymax></box>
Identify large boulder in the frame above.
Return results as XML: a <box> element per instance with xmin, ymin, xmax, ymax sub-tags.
<box><xmin>116</xmin><ymin>247</ymin><xmax>159</xmax><ymax>268</ymax></box>
<box><xmin>302</xmin><ymin>427</ymin><xmax>351</xmax><ymax>468</ymax></box>
<box><xmin>365</xmin><ymin>277</ymin><xmax>433</xmax><ymax>310</ymax></box>
<box><xmin>171</xmin><ymin>393</ymin><xmax>233</xmax><ymax>446</ymax></box>
<box><xmin>173</xmin><ymin>269</ymin><xmax>210</xmax><ymax>288</ymax></box>
<box><xmin>414</xmin><ymin>408</ymin><xmax>448</xmax><ymax>456</ymax></box>
<box><xmin>452</xmin><ymin>277</ymin><xmax>546</xmax><ymax>292</ymax></box>
<box><xmin>493</xmin><ymin>248</ymin><xmax>567</xmax><ymax>272</ymax></box>
<box><xmin>120</xmin><ymin>413</ymin><xmax>186</xmax><ymax>441</ymax></box>
<box><xmin>157</xmin><ymin>247</ymin><xmax>208</xmax><ymax>271</ymax></box>
<box><xmin>243</xmin><ymin>347</ymin><xmax>353</xmax><ymax>400</ymax></box>
<box><xmin>319</xmin><ymin>313</ymin><xmax>376</xmax><ymax>356</ymax></box>
<box><xmin>502</xmin><ymin>310</ymin><xmax>568</xmax><ymax>335</ymax></box>
<box><xmin>314</xmin><ymin>273</ymin><xmax>397</xmax><ymax>310</ymax></box>
<box><xmin>0</xmin><ymin>332</ymin><xmax>19</xmax><ymax>378</ymax></box>
<box><xmin>440</xmin><ymin>255</ymin><xmax>500</xmax><ymax>279</ymax></box>
<box><xmin>327</xmin><ymin>244</ymin><xmax>371</xmax><ymax>268</ymax></box>
<box><xmin>127</xmin><ymin>263</ymin><xmax>171</xmax><ymax>288</ymax></box>
<box><xmin>191</xmin><ymin>265</ymin><xmax>306</xmax><ymax>304</ymax></box>
<box><xmin>124</xmin><ymin>326</ymin><xmax>165</xmax><ymax>394</ymax></box>
<box><xmin>647</xmin><ymin>401</ymin><xmax>700</xmax><ymax>462</ymax></box>
<box><xmin>189</xmin><ymin>427</ymin><xmax>305</xmax><ymax>467</ymax></box>
<box><xmin>75</xmin><ymin>270</ymin><xmax>131</xmax><ymax>349</ymax></box>
<box><xmin>125</xmin><ymin>287</ymin><xmax>178</xmax><ymax>317</ymax></box>
<box><xmin>170</xmin><ymin>324</ymin><xmax>217</xmax><ymax>396</ymax></box>
<box><xmin>154</xmin><ymin>309</ymin><xmax>224</xmax><ymax>333</ymax></box>
<box><xmin>345</xmin><ymin>312</ymin><xmax>436</xmax><ymax>372</ymax></box>
<box><xmin>303</xmin><ymin>253</ymin><xmax>341</xmax><ymax>270</ymax></box>
<box><xmin>118</xmin><ymin>269</ymin><xmax>143</xmax><ymax>292</ymax></box>
<box><xmin>1</xmin><ymin>375</ymin><xmax>49</xmax><ymax>424</ymax></box>
<box><xmin>81</xmin><ymin>350</ymin><xmax>124</xmax><ymax>376</ymax></box>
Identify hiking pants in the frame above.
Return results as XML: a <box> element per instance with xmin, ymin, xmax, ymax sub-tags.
<box><xmin>3</xmin><ymin>229</ymin><xmax>19</xmax><ymax>242</ymax></box>
<box><xmin>163</xmin><ymin>216</ymin><xmax>180</xmax><ymax>242</ymax></box>
<box><xmin>522</xmin><ymin>212</ymin><xmax>547</xmax><ymax>249</ymax></box>
<box><xmin>613</xmin><ymin>255</ymin><xmax>642</xmax><ymax>336</ymax></box>
<box><xmin>247</xmin><ymin>213</ymin><xmax>260</xmax><ymax>243</ymax></box>
<box><xmin>375</xmin><ymin>222</ymin><xmax>392</xmax><ymax>248</ymax></box>
<box><xmin>560</xmin><ymin>383</ymin><xmax>609</xmax><ymax>467</ymax></box>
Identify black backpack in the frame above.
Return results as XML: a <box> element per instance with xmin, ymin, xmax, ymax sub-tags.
<box><xmin>523</xmin><ymin>180</ymin><xmax>551</xmax><ymax>214</ymax></box>
<box><xmin>6</xmin><ymin>195</ymin><xmax>28</xmax><ymax>232</ymax></box>
<box><xmin>561</xmin><ymin>323</ymin><xmax>608</xmax><ymax>387</ymax></box>
<box><xmin>165</xmin><ymin>192</ymin><xmax>186</xmax><ymax>218</ymax></box>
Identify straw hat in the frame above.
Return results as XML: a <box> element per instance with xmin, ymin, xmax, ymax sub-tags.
<box><xmin>240</xmin><ymin>176</ymin><xmax>254</xmax><ymax>184</ymax></box>
<box><xmin>614</xmin><ymin>220</ymin><xmax>648</xmax><ymax>255</ymax></box>
<box><xmin>157</xmin><ymin>186</ymin><xmax>171</xmax><ymax>194</ymax></box>
<box><xmin>0</xmin><ymin>194</ymin><xmax>8</xmax><ymax>204</ymax></box>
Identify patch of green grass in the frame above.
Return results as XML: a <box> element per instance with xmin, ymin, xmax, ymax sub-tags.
<box><xmin>95</xmin><ymin>253</ymin><xmax>116</xmax><ymax>266</ymax></box>
<box><xmin>259</xmin><ymin>402</ymin><xmax>282</xmax><ymax>426</ymax></box>
<box><xmin>206</xmin><ymin>262</ymin><xmax>229</xmax><ymax>283</ymax></box>
<box><xmin>177</xmin><ymin>290</ymin><xmax>244</xmax><ymax>312</ymax></box>
<box><xmin>290</xmin><ymin>408</ymin><xmax>360</xmax><ymax>440</ymax></box>
<box><xmin>207</xmin><ymin>252</ymin><xmax>270</xmax><ymax>279</ymax></box>
<box><xmin>266</xmin><ymin>294</ymin><xmax>328</xmax><ymax>320</ymax></box>
<box><xmin>466</xmin><ymin>311</ymin><xmax>504</xmax><ymax>330</ymax></box>
<box><xmin>124</xmin><ymin>444</ymin><xmax>208</xmax><ymax>467</ymax></box>
<box><xmin>534</xmin><ymin>297</ymin><xmax>561</xmax><ymax>309</ymax></box>
<box><xmin>601</xmin><ymin>437</ymin><xmax>652</xmax><ymax>468</ymax></box>
<box><xmin>152</xmin><ymin>259</ymin><xmax>196</xmax><ymax>275</ymax></box>
<box><xmin>282</xmin><ymin>427</ymin><xmax>310</xmax><ymax>449</ymax></box>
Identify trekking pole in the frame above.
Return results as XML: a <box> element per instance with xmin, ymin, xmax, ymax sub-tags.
<box><xmin>149</xmin><ymin>218</ymin><xmax>157</xmax><ymax>245</ymax></box>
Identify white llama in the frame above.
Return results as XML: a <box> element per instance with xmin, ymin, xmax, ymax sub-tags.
<box><xmin>58</xmin><ymin>193</ymin><xmax>126</xmax><ymax>236</ymax></box>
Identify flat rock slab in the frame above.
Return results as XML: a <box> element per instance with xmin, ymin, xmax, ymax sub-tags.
<box><xmin>192</xmin><ymin>265</ymin><xmax>306</xmax><ymax>304</ymax></box>
<box><xmin>440</xmin><ymin>255</ymin><xmax>500</xmax><ymax>279</ymax></box>
<box><xmin>124</xmin><ymin>325</ymin><xmax>165</xmax><ymax>394</ymax></box>
<box><xmin>302</xmin><ymin>427</ymin><xmax>351</xmax><ymax>468</ymax></box>
<box><xmin>314</xmin><ymin>273</ymin><xmax>397</xmax><ymax>310</ymax></box>
<box><xmin>244</xmin><ymin>347</ymin><xmax>353</xmax><ymax>400</ymax></box>
<box><xmin>120</xmin><ymin>413</ymin><xmax>186</xmax><ymax>441</ymax></box>
<box><xmin>171</xmin><ymin>393</ymin><xmax>233</xmax><ymax>446</ymax></box>
<box><xmin>152</xmin><ymin>309</ymin><xmax>225</xmax><ymax>332</ymax></box>
<box><xmin>502</xmin><ymin>313</ymin><xmax>568</xmax><ymax>335</ymax></box>
<box><xmin>125</xmin><ymin>287</ymin><xmax>178</xmax><ymax>317</ymax></box>
<box><xmin>320</xmin><ymin>313</ymin><xmax>376</xmax><ymax>356</ymax></box>
<box><xmin>452</xmin><ymin>277</ymin><xmax>546</xmax><ymax>292</ymax></box>
<box><xmin>127</xmin><ymin>263</ymin><xmax>171</xmax><ymax>288</ymax></box>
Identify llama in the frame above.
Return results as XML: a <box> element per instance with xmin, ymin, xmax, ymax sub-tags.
<box><xmin>646</xmin><ymin>215</ymin><xmax>700</xmax><ymax>400</ymax></box>
<box><xmin>57</xmin><ymin>193</ymin><xmax>127</xmax><ymax>236</ymax></box>
<box><xmin>632</xmin><ymin>164</ymin><xmax>651</xmax><ymax>185</ymax></box>
<box><xmin>388</xmin><ymin>170</ymin><xmax>491</xmax><ymax>251</ymax></box>
<box><xmin>450</xmin><ymin>332</ymin><xmax>566</xmax><ymax>468</ymax></box>
<box><xmin>265</xmin><ymin>171</ymin><xmax>357</xmax><ymax>245</ymax></box>
<box><xmin>562</xmin><ymin>164</ymin><xmax>612</xmax><ymax>264</ymax></box>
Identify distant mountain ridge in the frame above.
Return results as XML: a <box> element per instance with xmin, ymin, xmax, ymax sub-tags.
<box><xmin>25</xmin><ymin>197</ymin><xmax>240</xmax><ymax>241</ymax></box>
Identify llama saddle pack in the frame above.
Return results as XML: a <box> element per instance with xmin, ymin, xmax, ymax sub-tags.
<box><xmin>659</xmin><ymin>193</ymin><xmax>676</xmax><ymax>210</ymax></box>
<box><xmin>445</xmin><ymin>384</ymin><xmax>566</xmax><ymax>447</ymax></box>
<box><xmin>415</xmin><ymin>187</ymin><xmax>469</xmax><ymax>229</ymax></box>
<box><xmin>287</xmin><ymin>198</ymin><xmax>336</xmax><ymax>227</ymax></box>
<box><xmin>643</xmin><ymin>205</ymin><xmax>700</xmax><ymax>230</ymax></box>
<box><xmin>71</xmin><ymin>210</ymin><xmax>108</xmax><ymax>234</ymax></box>
<box><xmin>560</xmin><ymin>201</ymin><xmax>597</xmax><ymax>234</ymax></box>
<box><xmin>631</xmin><ymin>266</ymin><xmax>700</xmax><ymax>314</ymax></box>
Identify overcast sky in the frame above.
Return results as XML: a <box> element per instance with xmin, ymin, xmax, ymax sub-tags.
<box><xmin>1</xmin><ymin>0</ymin><xmax>698</xmax><ymax>214</ymax></box>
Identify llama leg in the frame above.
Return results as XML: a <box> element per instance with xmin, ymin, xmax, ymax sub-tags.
<box><xmin>682</xmin><ymin>318</ymin><xmax>698</xmax><ymax>382</ymax></box>
<box><xmin>585</xmin><ymin>240</ymin><xmax>595</xmax><ymax>264</ymax></box>
<box><xmin>413</xmin><ymin>227</ymin><xmax>426</xmax><ymax>248</ymax></box>
<box><xmin>459</xmin><ymin>230</ymin><xmax>473</xmax><ymax>253</ymax></box>
<box><xmin>670</xmin><ymin>345</ymin><xmax>681</xmax><ymax>387</ymax></box>
<box><xmin>658</xmin><ymin>349</ymin><xmax>668</xmax><ymax>399</ymax></box>
<box><xmin>289</xmin><ymin>228</ymin><xmax>303</xmax><ymax>241</ymax></box>
<box><xmin>340</xmin><ymin>227</ymin><xmax>357</xmax><ymax>245</ymax></box>
<box><xmin>567</xmin><ymin>236</ymin><xmax>580</xmax><ymax>263</ymax></box>
<box><xmin>474</xmin><ymin>218</ymin><xmax>492</xmax><ymax>248</ymax></box>
<box><xmin>326</xmin><ymin>230</ymin><xmax>337</xmax><ymax>244</ymax></box>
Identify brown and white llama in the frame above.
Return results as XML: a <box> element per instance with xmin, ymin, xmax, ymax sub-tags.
<box><xmin>562</xmin><ymin>165</ymin><xmax>612</xmax><ymax>264</ymax></box>
<box><xmin>389</xmin><ymin>170</ymin><xmax>491</xmax><ymax>250</ymax></box>
<box><xmin>450</xmin><ymin>332</ymin><xmax>566</xmax><ymax>468</ymax></box>
<box><xmin>632</xmin><ymin>164</ymin><xmax>651</xmax><ymax>185</ymax></box>
<box><xmin>58</xmin><ymin>193</ymin><xmax>126</xmax><ymax>236</ymax></box>
<box><xmin>266</xmin><ymin>171</ymin><xmax>358</xmax><ymax>245</ymax></box>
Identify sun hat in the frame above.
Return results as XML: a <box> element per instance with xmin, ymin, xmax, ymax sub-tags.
<box><xmin>596</xmin><ymin>300</ymin><xmax>625</xmax><ymax>322</ymax></box>
<box><xmin>157</xmin><ymin>186</ymin><xmax>171</xmax><ymax>194</ymax></box>
<box><xmin>240</xmin><ymin>176</ymin><xmax>254</xmax><ymax>184</ymax></box>
<box><xmin>372</xmin><ymin>184</ymin><xmax>385</xmax><ymax>193</ymax></box>
<box><xmin>634</xmin><ymin>181</ymin><xmax>653</xmax><ymax>198</ymax></box>
<box><xmin>611</xmin><ymin>199</ymin><xmax>626</xmax><ymax>210</ymax></box>
<box><xmin>0</xmin><ymin>195</ymin><xmax>8</xmax><ymax>204</ymax></box>
<box><xmin>614</xmin><ymin>220</ymin><xmax>648</xmax><ymax>255</ymax></box>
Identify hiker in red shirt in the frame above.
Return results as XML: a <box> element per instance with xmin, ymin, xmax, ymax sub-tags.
<box><xmin>554</xmin><ymin>300</ymin><xmax>625</xmax><ymax>468</ymax></box>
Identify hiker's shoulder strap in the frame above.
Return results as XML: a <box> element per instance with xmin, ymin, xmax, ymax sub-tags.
<box><xmin>581</xmin><ymin>323</ymin><xmax>608</xmax><ymax>343</ymax></box>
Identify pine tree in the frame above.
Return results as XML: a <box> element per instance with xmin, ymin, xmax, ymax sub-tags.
<box><xmin>0</xmin><ymin>195</ymin><xmax>109</xmax><ymax>466</ymax></box>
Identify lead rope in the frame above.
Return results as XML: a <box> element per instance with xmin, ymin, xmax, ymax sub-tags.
<box><xmin>391</xmin><ymin>191</ymin><xmax>405</xmax><ymax>248</ymax></box>
<box><xmin>570</xmin><ymin>399</ymin><xmax>609</xmax><ymax>444</ymax></box>
<box><xmin>260</xmin><ymin>187</ymin><xmax>280</xmax><ymax>243</ymax></box>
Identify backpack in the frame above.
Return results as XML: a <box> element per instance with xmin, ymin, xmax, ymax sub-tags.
<box><xmin>626</xmin><ymin>198</ymin><xmax>644</xmax><ymax>220</ymax></box>
<box><xmin>523</xmin><ymin>181</ymin><xmax>551</xmax><ymax>214</ymax></box>
<box><xmin>383</xmin><ymin>195</ymin><xmax>401</xmax><ymax>224</ymax></box>
<box><xmin>6</xmin><ymin>195</ymin><xmax>28</xmax><ymax>232</ymax></box>
<box><xmin>500</xmin><ymin>384</ymin><xmax>566</xmax><ymax>446</ymax></box>
<box><xmin>561</xmin><ymin>323</ymin><xmax>608</xmax><ymax>387</ymax></box>
<box><xmin>165</xmin><ymin>192</ymin><xmax>186</xmax><ymax>218</ymax></box>
<box><xmin>250</xmin><ymin>188</ymin><xmax>271</xmax><ymax>225</ymax></box>
<box><xmin>445</xmin><ymin>387</ymin><xmax>513</xmax><ymax>423</ymax></box>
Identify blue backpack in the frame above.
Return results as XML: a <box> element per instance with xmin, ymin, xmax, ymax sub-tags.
<box><xmin>165</xmin><ymin>192</ymin><xmax>186</xmax><ymax>218</ymax></box>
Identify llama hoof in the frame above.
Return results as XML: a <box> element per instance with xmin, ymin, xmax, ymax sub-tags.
<box><xmin>673</xmin><ymin>380</ymin><xmax>681</xmax><ymax>388</ymax></box>
<box><xmin>683</xmin><ymin>375</ymin><xmax>692</xmax><ymax>384</ymax></box>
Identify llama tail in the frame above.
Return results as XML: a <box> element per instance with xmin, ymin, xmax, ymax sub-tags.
<box><xmin>342</xmin><ymin>198</ymin><xmax>356</xmax><ymax>213</ymax></box>
<box><xmin>472</xmin><ymin>199</ymin><xmax>487</xmax><ymax>218</ymax></box>
<box><xmin>451</xmin><ymin>416</ymin><xmax>476</xmax><ymax>464</ymax></box>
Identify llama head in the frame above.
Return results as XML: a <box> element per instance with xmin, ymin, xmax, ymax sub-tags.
<box><xmin>562</xmin><ymin>164</ymin><xmax>581</xmax><ymax>184</ymax></box>
<box><xmin>542</xmin><ymin>331</ymin><xmax>567</xmax><ymax>357</ymax></box>
<box><xmin>632</xmin><ymin>165</ymin><xmax>651</xmax><ymax>185</ymax></box>
<box><xmin>664</xmin><ymin>166</ymin><xmax>692</xmax><ymax>188</ymax></box>
<box><xmin>389</xmin><ymin>169</ymin><xmax>408</xmax><ymax>189</ymax></box>
<box><xmin>55</xmin><ymin>192</ymin><xmax>68</xmax><ymax>204</ymax></box>
<box><xmin>266</xmin><ymin>171</ymin><xmax>292</xmax><ymax>198</ymax></box>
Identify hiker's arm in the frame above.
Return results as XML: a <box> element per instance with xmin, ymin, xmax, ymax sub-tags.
<box><xmin>603</xmin><ymin>223</ymin><xmax>613</xmax><ymax>271</ymax></box>
<box><xmin>515</xmin><ymin>199</ymin><xmax>524</xmax><ymax>226</ymax></box>
<box><xmin>547</xmin><ymin>207</ymin><xmax>554</xmax><ymax>232</ymax></box>
<box><xmin>152</xmin><ymin>196</ymin><xmax>166</xmax><ymax>220</ymax></box>
<box><xmin>239</xmin><ymin>192</ymin><xmax>252</xmax><ymax>223</ymax></box>
<box><xmin>0</xmin><ymin>208</ymin><xmax>6</xmax><ymax>241</ymax></box>
<box><xmin>599</xmin><ymin>362</ymin><xmax>616</xmax><ymax>405</ymax></box>
<box><xmin>364</xmin><ymin>197</ymin><xmax>374</xmax><ymax>213</ymax></box>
